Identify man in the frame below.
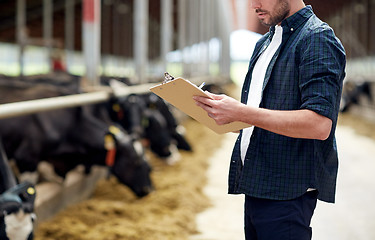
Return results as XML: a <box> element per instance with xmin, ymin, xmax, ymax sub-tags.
<box><xmin>193</xmin><ymin>0</ymin><xmax>346</xmax><ymax>239</ymax></box>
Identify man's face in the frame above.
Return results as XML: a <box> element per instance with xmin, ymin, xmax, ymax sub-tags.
<box><xmin>251</xmin><ymin>0</ymin><xmax>291</xmax><ymax>26</ymax></box>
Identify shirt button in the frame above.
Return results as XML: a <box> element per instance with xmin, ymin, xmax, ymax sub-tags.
<box><xmin>290</xmin><ymin>28</ymin><xmax>294</xmax><ymax>31</ymax></box>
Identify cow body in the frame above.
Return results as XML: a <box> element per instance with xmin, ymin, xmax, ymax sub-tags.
<box><xmin>141</xmin><ymin>93</ymin><xmax>192</xmax><ymax>152</ymax></box>
<box><xmin>0</xmin><ymin>81</ymin><xmax>153</xmax><ymax>197</ymax></box>
<box><xmin>0</xmin><ymin>74</ymin><xmax>191</xmax><ymax>162</ymax></box>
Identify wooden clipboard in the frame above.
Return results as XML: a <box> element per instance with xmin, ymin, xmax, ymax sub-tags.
<box><xmin>149</xmin><ymin>77</ymin><xmax>251</xmax><ymax>134</ymax></box>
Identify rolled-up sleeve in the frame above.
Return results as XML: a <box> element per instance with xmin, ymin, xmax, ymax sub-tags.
<box><xmin>298</xmin><ymin>27</ymin><xmax>346</xmax><ymax>121</ymax></box>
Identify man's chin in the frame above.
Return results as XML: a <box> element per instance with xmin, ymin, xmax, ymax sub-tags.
<box><xmin>259</xmin><ymin>19</ymin><xmax>272</xmax><ymax>27</ymax></box>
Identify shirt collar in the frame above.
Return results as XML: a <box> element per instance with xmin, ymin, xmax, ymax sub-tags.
<box><xmin>281</xmin><ymin>5</ymin><xmax>313</xmax><ymax>33</ymax></box>
<box><xmin>269</xmin><ymin>5</ymin><xmax>313</xmax><ymax>35</ymax></box>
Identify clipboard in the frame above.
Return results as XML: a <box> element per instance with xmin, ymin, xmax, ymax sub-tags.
<box><xmin>149</xmin><ymin>75</ymin><xmax>251</xmax><ymax>134</ymax></box>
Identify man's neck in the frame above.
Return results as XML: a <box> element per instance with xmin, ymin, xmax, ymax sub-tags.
<box><xmin>277</xmin><ymin>1</ymin><xmax>306</xmax><ymax>25</ymax></box>
<box><xmin>288</xmin><ymin>1</ymin><xmax>306</xmax><ymax>18</ymax></box>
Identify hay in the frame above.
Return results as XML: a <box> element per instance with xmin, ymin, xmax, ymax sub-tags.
<box><xmin>338</xmin><ymin>112</ymin><xmax>375</xmax><ymax>141</ymax></box>
<box><xmin>35</xmin><ymin>119</ymin><xmax>224</xmax><ymax>240</ymax></box>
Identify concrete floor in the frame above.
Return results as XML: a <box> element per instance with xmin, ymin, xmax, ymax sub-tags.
<box><xmin>191</xmin><ymin>125</ymin><xmax>375</xmax><ymax>240</ymax></box>
<box><xmin>190</xmin><ymin>133</ymin><xmax>244</xmax><ymax>240</ymax></box>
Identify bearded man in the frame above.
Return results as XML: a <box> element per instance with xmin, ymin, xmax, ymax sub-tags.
<box><xmin>194</xmin><ymin>0</ymin><xmax>346</xmax><ymax>239</ymax></box>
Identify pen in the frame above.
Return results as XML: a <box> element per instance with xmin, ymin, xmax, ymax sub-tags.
<box><xmin>198</xmin><ymin>82</ymin><xmax>205</xmax><ymax>89</ymax></box>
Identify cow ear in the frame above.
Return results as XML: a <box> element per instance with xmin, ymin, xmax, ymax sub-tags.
<box><xmin>112</xmin><ymin>103</ymin><xmax>121</xmax><ymax>113</ymax></box>
<box><xmin>108</xmin><ymin>125</ymin><xmax>122</xmax><ymax>136</ymax></box>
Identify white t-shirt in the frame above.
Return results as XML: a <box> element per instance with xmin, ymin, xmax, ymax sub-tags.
<box><xmin>240</xmin><ymin>25</ymin><xmax>283</xmax><ymax>164</ymax></box>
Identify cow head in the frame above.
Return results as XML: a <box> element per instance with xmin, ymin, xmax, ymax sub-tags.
<box><xmin>114</xmin><ymin>94</ymin><xmax>145</xmax><ymax>137</ymax></box>
<box><xmin>0</xmin><ymin>182</ymin><xmax>36</xmax><ymax>240</ymax></box>
<box><xmin>112</xmin><ymin>94</ymin><xmax>180</xmax><ymax>162</ymax></box>
<box><xmin>142</xmin><ymin>108</ymin><xmax>180</xmax><ymax>162</ymax></box>
<box><xmin>171</xmin><ymin>125</ymin><xmax>192</xmax><ymax>151</ymax></box>
<box><xmin>105</xmin><ymin>126</ymin><xmax>153</xmax><ymax>197</ymax></box>
<box><xmin>142</xmin><ymin>93</ymin><xmax>192</xmax><ymax>155</ymax></box>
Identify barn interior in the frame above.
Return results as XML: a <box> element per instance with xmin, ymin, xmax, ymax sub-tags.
<box><xmin>1</xmin><ymin>0</ymin><xmax>375</xmax><ymax>239</ymax></box>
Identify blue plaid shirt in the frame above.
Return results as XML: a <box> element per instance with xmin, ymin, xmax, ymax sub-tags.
<box><xmin>228</xmin><ymin>6</ymin><xmax>346</xmax><ymax>203</ymax></box>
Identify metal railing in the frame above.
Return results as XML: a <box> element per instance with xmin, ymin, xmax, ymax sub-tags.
<box><xmin>0</xmin><ymin>76</ymin><xmax>225</xmax><ymax>119</ymax></box>
<box><xmin>0</xmin><ymin>83</ymin><xmax>156</xmax><ymax>119</ymax></box>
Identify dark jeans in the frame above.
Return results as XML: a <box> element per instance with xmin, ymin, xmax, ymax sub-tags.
<box><xmin>244</xmin><ymin>191</ymin><xmax>318</xmax><ymax>240</ymax></box>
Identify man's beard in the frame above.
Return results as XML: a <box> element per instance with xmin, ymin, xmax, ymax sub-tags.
<box><xmin>256</xmin><ymin>0</ymin><xmax>290</xmax><ymax>27</ymax></box>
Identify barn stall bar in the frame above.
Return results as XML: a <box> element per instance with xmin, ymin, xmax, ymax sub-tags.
<box><xmin>0</xmin><ymin>83</ymin><xmax>154</xmax><ymax>119</ymax></box>
<box><xmin>0</xmin><ymin>75</ymin><xmax>225</xmax><ymax>120</ymax></box>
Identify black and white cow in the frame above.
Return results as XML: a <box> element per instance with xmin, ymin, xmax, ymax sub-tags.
<box><xmin>108</xmin><ymin>79</ymin><xmax>192</xmax><ymax>158</ymax></box>
<box><xmin>0</xmin><ymin>139</ymin><xmax>36</xmax><ymax>240</ymax></box>
<box><xmin>106</xmin><ymin>93</ymin><xmax>192</xmax><ymax>164</ymax></box>
<box><xmin>18</xmin><ymin>72</ymin><xmax>81</xmax><ymax>93</ymax></box>
<box><xmin>1</xmin><ymin>74</ymin><xmax>189</xmax><ymax>162</ymax></box>
<box><xmin>0</xmin><ymin>83</ymin><xmax>153</xmax><ymax>197</ymax></box>
<box><xmin>340</xmin><ymin>81</ymin><xmax>373</xmax><ymax>112</ymax></box>
<box><xmin>1</xmin><ymin>75</ymin><xmax>191</xmax><ymax>164</ymax></box>
<box><xmin>0</xmin><ymin>182</ymin><xmax>36</xmax><ymax>240</ymax></box>
<box><xmin>141</xmin><ymin>92</ymin><xmax>192</xmax><ymax>152</ymax></box>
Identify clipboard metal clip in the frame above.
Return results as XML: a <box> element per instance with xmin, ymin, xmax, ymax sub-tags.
<box><xmin>163</xmin><ymin>72</ymin><xmax>175</xmax><ymax>84</ymax></box>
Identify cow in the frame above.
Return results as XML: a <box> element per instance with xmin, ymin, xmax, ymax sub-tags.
<box><xmin>107</xmin><ymin>79</ymin><xmax>192</xmax><ymax>155</ymax></box>
<box><xmin>105</xmin><ymin>93</ymin><xmax>192</xmax><ymax>164</ymax></box>
<box><xmin>1</xmin><ymin>74</ymin><xmax>191</xmax><ymax>164</ymax></box>
<box><xmin>0</xmin><ymin>182</ymin><xmax>36</xmax><ymax>240</ymax></box>
<box><xmin>141</xmin><ymin>92</ymin><xmax>192</xmax><ymax>152</ymax></box>
<box><xmin>2</xmin><ymin>74</ymin><xmax>188</xmax><ymax>159</ymax></box>
<box><xmin>0</xmin><ymin>83</ymin><xmax>153</xmax><ymax>197</ymax></box>
<box><xmin>19</xmin><ymin>72</ymin><xmax>81</xmax><ymax>93</ymax></box>
<box><xmin>100</xmin><ymin>75</ymin><xmax>133</xmax><ymax>86</ymax></box>
<box><xmin>340</xmin><ymin>81</ymin><xmax>373</xmax><ymax>112</ymax></box>
<box><xmin>0</xmin><ymin>139</ymin><xmax>36</xmax><ymax>240</ymax></box>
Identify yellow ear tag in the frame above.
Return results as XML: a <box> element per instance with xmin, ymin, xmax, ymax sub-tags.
<box><xmin>27</xmin><ymin>187</ymin><xmax>35</xmax><ymax>195</ymax></box>
<box><xmin>104</xmin><ymin>135</ymin><xmax>115</xmax><ymax>150</ymax></box>
<box><xmin>112</xmin><ymin>103</ymin><xmax>121</xmax><ymax>112</ymax></box>
<box><xmin>109</xmin><ymin>125</ymin><xmax>121</xmax><ymax>136</ymax></box>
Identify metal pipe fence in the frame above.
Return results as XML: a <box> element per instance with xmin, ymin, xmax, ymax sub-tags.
<box><xmin>0</xmin><ymin>83</ymin><xmax>156</xmax><ymax>119</ymax></box>
<box><xmin>0</xmin><ymin>76</ymin><xmax>223</xmax><ymax>119</ymax></box>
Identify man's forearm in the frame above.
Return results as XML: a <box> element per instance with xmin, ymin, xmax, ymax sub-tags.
<box><xmin>193</xmin><ymin>93</ymin><xmax>332</xmax><ymax>140</ymax></box>
<box><xmin>237</xmin><ymin>105</ymin><xmax>332</xmax><ymax>140</ymax></box>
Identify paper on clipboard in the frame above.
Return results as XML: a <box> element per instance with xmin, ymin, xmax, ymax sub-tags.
<box><xmin>149</xmin><ymin>77</ymin><xmax>251</xmax><ymax>134</ymax></box>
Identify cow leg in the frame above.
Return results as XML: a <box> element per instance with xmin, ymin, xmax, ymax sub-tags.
<box><xmin>37</xmin><ymin>161</ymin><xmax>64</xmax><ymax>184</ymax></box>
<box><xmin>14</xmin><ymin>141</ymin><xmax>40</xmax><ymax>184</ymax></box>
<box><xmin>165</xmin><ymin>143</ymin><xmax>180</xmax><ymax>165</ymax></box>
<box><xmin>0</xmin><ymin>139</ymin><xmax>17</xmax><ymax>194</ymax></box>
